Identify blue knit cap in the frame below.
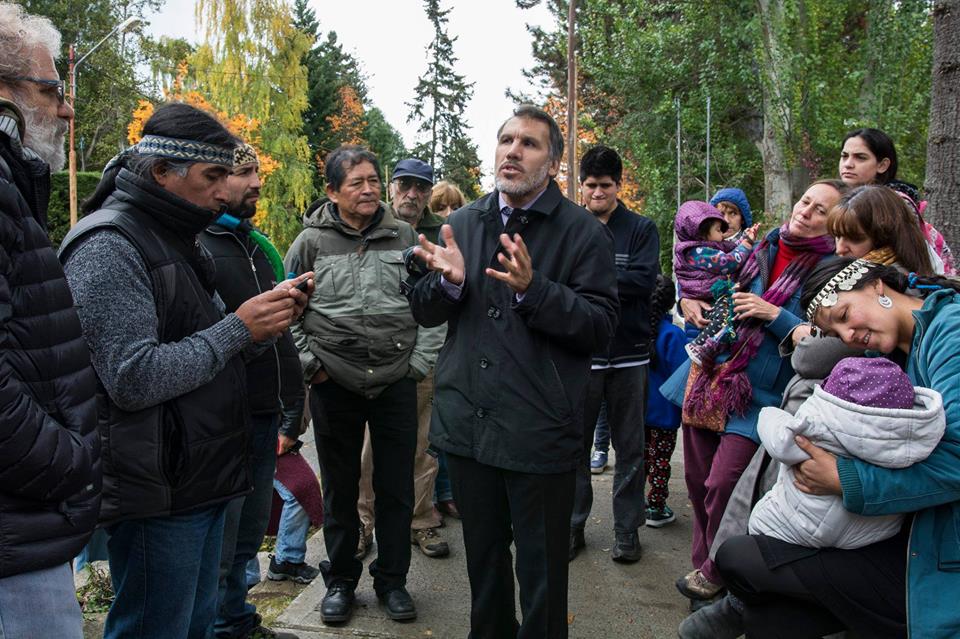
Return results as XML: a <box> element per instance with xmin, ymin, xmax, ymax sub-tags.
<box><xmin>709</xmin><ymin>188</ymin><xmax>752</xmax><ymax>228</ymax></box>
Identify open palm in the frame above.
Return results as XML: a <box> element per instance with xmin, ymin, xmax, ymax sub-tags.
<box><xmin>415</xmin><ymin>224</ymin><xmax>465</xmax><ymax>285</ymax></box>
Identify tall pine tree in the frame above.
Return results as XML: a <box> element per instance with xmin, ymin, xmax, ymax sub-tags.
<box><xmin>406</xmin><ymin>0</ymin><xmax>482</xmax><ymax>198</ymax></box>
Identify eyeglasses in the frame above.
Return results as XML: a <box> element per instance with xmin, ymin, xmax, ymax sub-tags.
<box><xmin>394</xmin><ymin>177</ymin><xmax>432</xmax><ymax>194</ymax></box>
<box><xmin>4</xmin><ymin>76</ymin><xmax>66</xmax><ymax>104</ymax></box>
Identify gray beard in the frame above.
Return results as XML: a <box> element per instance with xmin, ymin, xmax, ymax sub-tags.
<box><xmin>19</xmin><ymin>98</ymin><xmax>67</xmax><ymax>172</ymax></box>
<box><xmin>395</xmin><ymin>203</ymin><xmax>423</xmax><ymax>225</ymax></box>
<box><xmin>494</xmin><ymin>161</ymin><xmax>551</xmax><ymax>199</ymax></box>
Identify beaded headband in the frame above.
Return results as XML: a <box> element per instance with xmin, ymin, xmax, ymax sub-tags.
<box><xmin>806</xmin><ymin>259</ymin><xmax>876</xmax><ymax>322</ymax></box>
<box><xmin>233</xmin><ymin>143</ymin><xmax>259</xmax><ymax>167</ymax></box>
<box><xmin>135</xmin><ymin>134</ymin><xmax>235</xmax><ymax>167</ymax></box>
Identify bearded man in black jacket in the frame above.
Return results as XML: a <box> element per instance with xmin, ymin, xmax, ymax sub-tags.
<box><xmin>409</xmin><ymin>105</ymin><xmax>619</xmax><ymax>639</ymax></box>
<box><xmin>0</xmin><ymin>5</ymin><xmax>99</xmax><ymax>638</ymax></box>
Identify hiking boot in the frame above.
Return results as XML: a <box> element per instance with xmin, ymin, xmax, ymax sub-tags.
<box><xmin>611</xmin><ymin>531</ymin><xmax>642</xmax><ymax>563</ymax></box>
<box><xmin>411</xmin><ymin>527</ymin><xmax>450</xmax><ymax>558</ymax></box>
<box><xmin>677</xmin><ymin>594</ymin><xmax>744</xmax><ymax>639</ymax></box>
<box><xmin>568</xmin><ymin>528</ymin><xmax>586</xmax><ymax>561</ymax></box>
<box><xmin>266</xmin><ymin>554</ymin><xmax>320</xmax><ymax>584</ymax></box>
<box><xmin>645</xmin><ymin>505</ymin><xmax>677</xmax><ymax>528</ymax></box>
<box><xmin>590</xmin><ymin>450</ymin><xmax>608</xmax><ymax>474</ymax></box>
<box><xmin>355</xmin><ymin>530</ymin><xmax>373</xmax><ymax>561</ymax></box>
<box><xmin>244</xmin><ymin>614</ymin><xmax>300</xmax><ymax>639</ymax></box>
<box><xmin>676</xmin><ymin>568</ymin><xmax>725</xmax><ymax>601</ymax></box>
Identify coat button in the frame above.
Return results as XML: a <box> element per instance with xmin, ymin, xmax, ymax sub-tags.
<box><xmin>480</xmin><ymin>358</ymin><xmax>489</xmax><ymax>369</ymax></box>
<box><xmin>475</xmin><ymin>407</ymin><xmax>485</xmax><ymax>418</ymax></box>
<box><xmin>367</xmin><ymin>369</ymin><xmax>374</xmax><ymax>374</ymax></box>
<box><xmin>487</xmin><ymin>305</ymin><xmax>501</xmax><ymax>319</ymax></box>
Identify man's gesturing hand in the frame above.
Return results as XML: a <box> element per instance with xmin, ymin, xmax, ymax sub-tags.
<box><xmin>414</xmin><ymin>224</ymin><xmax>465</xmax><ymax>285</ymax></box>
<box><xmin>486</xmin><ymin>233</ymin><xmax>533</xmax><ymax>295</ymax></box>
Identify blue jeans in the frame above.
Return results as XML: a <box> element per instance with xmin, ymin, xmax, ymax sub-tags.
<box><xmin>245</xmin><ymin>558</ymin><xmax>260</xmax><ymax>588</ymax></box>
<box><xmin>216</xmin><ymin>413</ymin><xmax>279</xmax><ymax>638</ymax></box>
<box><xmin>593</xmin><ymin>401</ymin><xmax>610</xmax><ymax>454</ymax></box>
<box><xmin>104</xmin><ymin>504</ymin><xmax>227</xmax><ymax>639</ymax></box>
<box><xmin>274</xmin><ymin>478</ymin><xmax>310</xmax><ymax>564</ymax></box>
<box><xmin>434</xmin><ymin>450</ymin><xmax>453</xmax><ymax>502</ymax></box>
<box><xmin>0</xmin><ymin>562</ymin><xmax>83</xmax><ymax>638</ymax></box>
<box><xmin>74</xmin><ymin>527</ymin><xmax>110</xmax><ymax>572</ymax></box>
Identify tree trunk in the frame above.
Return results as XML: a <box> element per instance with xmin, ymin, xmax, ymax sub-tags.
<box><xmin>925</xmin><ymin>0</ymin><xmax>960</xmax><ymax>250</ymax></box>
<box><xmin>755</xmin><ymin>0</ymin><xmax>794</xmax><ymax>220</ymax></box>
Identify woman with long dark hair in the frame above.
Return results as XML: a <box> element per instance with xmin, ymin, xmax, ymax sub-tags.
<box><xmin>711</xmin><ymin>258</ymin><xmax>960</xmax><ymax>639</ymax></box>
<box><xmin>666</xmin><ymin>179</ymin><xmax>846</xmax><ymax>603</ymax></box>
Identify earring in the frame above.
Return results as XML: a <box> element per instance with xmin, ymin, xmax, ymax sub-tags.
<box><xmin>878</xmin><ymin>294</ymin><xmax>893</xmax><ymax>309</ymax></box>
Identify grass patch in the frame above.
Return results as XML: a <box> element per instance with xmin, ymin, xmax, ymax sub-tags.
<box><xmin>76</xmin><ymin>564</ymin><xmax>114</xmax><ymax>613</ymax></box>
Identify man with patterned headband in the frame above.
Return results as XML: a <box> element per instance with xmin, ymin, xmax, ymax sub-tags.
<box><xmin>202</xmin><ymin>144</ymin><xmax>306</xmax><ymax>639</ymax></box>
<box><xmin>60</xmin><ymin>104</ymin><xmax>314</xmax><ymax>639</ymax></box>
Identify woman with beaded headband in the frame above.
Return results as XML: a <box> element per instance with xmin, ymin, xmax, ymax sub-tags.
<box><xmin>708</xmin><ymin>256</ymin><xmax>960</xmax><ymax>639</ymax></box>
<box><xmin>665</xmin><ymin>179</ymin><xmax>847</xmax><ymax>603</ymax></box>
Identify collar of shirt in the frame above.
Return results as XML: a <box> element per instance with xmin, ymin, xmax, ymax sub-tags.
<box><xmin>498</xmin><ymin>186</ymin><xmax>547</xmax><ymax>226</ymax></box>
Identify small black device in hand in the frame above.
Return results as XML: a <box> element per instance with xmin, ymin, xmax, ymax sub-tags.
<box><xmin>294</xmin><ymin>278</ymin><xmax>310</xmax><ymax>293</ymax></box>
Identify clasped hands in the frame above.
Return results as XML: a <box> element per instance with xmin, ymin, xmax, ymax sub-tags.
<box><xmin>414</xmin><ymin>224</ymin><xmax>533</xmax><ymax>295</ymax></box>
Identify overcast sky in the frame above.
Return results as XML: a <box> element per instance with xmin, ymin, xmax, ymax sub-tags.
<box><xmin>145</xmin><ymin>0</ymin><xmax>556</xmax><ymax>186</ymax></box>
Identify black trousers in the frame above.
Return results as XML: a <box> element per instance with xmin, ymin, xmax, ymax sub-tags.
<box><xmin>447</xmin><ymin>453</ymin><xmax>575</xmax><ymax>639</ymax></box>
<box><xmin>571</xmin><ymin>365</ymin><xmax>647</xmax><ymax>533</ymax></box>
<box><xmin>310</xmin><ymin>377</ymin><xmax>417</xmax><ymax>594</ymax></box>
<box><xmin>716</xmin><ymin>534</ymin><xmax>907</xmax><ymax>639</ymax></box>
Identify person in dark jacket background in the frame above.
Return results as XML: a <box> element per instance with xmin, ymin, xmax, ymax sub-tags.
<box><xmin>0</xmin><ymin>5</ymin><xmax>99</xmax><ymax>637</ymax></box>
<box><xmin>201</xmin><ymin>144</ymin><xmax>305</xmax><ymax>639</ymax></box>
<box><xmin>60</xmin><ymin>104</ymin><xmax>312</xmax><ymax>639</ymax></box>
<box><xmin>410</xmin><ymin>105</ymin><xmax>619</xmax><ymax>639</ymax></box>
<box><xmin>569</xmin><ymin>145</ymin><xmax>659</xmax><ymax>564</ymax></box>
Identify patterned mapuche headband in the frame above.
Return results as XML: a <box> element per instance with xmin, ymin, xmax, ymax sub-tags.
<box><xmin>135</xmin><ymin>134</ymin><xmax>235</xmax><ymax>167</ymax></box>
<box><xmin>805</xmin><ymin>259</ymin><xmax>876</xmax><ymax>322</ymax></box>
<box><xmin>233</xmin><ymin>143</ymin><xmax>259</xmax><ymax>167</ymax></box>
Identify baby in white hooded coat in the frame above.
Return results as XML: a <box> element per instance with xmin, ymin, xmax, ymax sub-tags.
<box><xmin>749</xmin><ymin>356</ymin><xmax>945</xmax><ymax>549</ymax></box>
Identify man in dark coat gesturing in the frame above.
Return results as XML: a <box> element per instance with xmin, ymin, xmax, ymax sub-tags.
<box><xmin>409</xmin><ymin>105</ymin><xmax>619</xmax><ymax>638</ymax></box>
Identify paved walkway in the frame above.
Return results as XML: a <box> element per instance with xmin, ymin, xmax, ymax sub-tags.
<box><xmin>272</xmin><ymin>436</ymin><xmax>693</xmax><ymax>639</ymax></box>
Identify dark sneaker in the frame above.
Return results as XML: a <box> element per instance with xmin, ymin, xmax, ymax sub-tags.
<box><xmin>378</xmin><ymin>587</ymin><xmax>417</xmax><ymax>621</ymax></box>
<box><xmin>645</xmin><ymin>505</ymin><xmax>677</xmax><ymax>528</ymax></box>
<box><xmin>568</xmin><ymin>528</ymin><xmax>586</xmax><ymax>561</ymax></box>
<box><xmin>320</xmin><ymin>583</ymin><xmax>355</xmax><ymax>624</ymax></box>
<box><xmin>678</xmin><ymin>594</ymin><xmax>744</xmax><ymax>639</ymax></box>
<box><xmin>266</xmin><ymin>554</ymin><xmax>320</xmax><ymax>584</ymax></box>
<box><xmin>436</xmin><ymin>499</ymin><xmax>461</xmax><ymax>520</ymax></box>
<box><xmin>244</xmin><ymin>614</ymin><xmax>300</xmax><ymax>638</ymax></box>
<box><xmin>590</xmin><ymin>450</ymin><xmax>608</xmax><ymax>474</ymax></box>
<box><xmin>676</xmin><ymin>569</ymin><xmax>725</xmax><ymax>600</ymax></box>
<box><xmin>355</xmin><ymin>529</ymin><xmax>373</xmax><ymax>561</ymax></box>
<box><xmin>611</xmin><ymin>531</ymin><xmax>642</xmax><ymax>563</ymax></box>
<box><xmin>411</xmin><ymin>527</ymin><xmax>450</xmax><ymax>558</ymax></box>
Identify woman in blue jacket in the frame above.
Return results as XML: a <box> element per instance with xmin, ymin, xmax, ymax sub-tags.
<box><xmin>664</xmin><ymin>180</ymin><xmax>846</xmax><ymax>601</ymax></box>
<box><xmin>714</xmin><ymin>258</ymin><xmax>960</xmax><ymax>638</ymax></box>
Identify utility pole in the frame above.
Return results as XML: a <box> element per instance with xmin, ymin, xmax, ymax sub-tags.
<box><xmin>566</xmin><ymin>0</ymin><xmax>578</xmax><ymax>200</ymax></box>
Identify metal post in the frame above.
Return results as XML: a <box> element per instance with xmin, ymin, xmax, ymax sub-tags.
<box><xmin>566</xmin><ymin>0</ymin><xmax>578</xmax><ymax>200</ymax></box>
<box><xmin>68</xmin><ymin>45</ymin><xmax>78</xmax><ymax>227</ymax></box>
<box><xmin>705</xmin><ymin>94</ymin><xmax>711</xmax><ymax>199</ymax></box>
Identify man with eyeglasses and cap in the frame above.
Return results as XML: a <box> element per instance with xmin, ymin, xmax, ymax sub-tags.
<box><xmin>357</xmin><ymin>158</ymin><xmax>449</xmax><ymax>561</ymax></box>
<box><xmin>0</xmin><ymin>5</ymin><xmax>99</xmax><ymax>637</ymax></box>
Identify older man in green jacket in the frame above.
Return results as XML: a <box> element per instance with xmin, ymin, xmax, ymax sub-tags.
<box><xmin>285</xmin><ymin>145</ymin><xmax>440</xmax><ymax>625</ymax></box>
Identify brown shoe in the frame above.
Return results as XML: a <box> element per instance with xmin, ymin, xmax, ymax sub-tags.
<box><xmin>411</xmin><ymin>527</ymin><xmax>450</xmax><ymax>558</ymax></box>
<box><xmin>355</xmin><ymin>530</ymin><xmax>373</xmax><ymax>561</ymax></box>
<box><xmin>676</xmin><ymin>568</ymin><xmax>724</xmax><ymax>600</ymax></box>
<box><xmin>436</xmin><ymin>499</ymin><xmax>461</xmax><ymax>520</ymax></box>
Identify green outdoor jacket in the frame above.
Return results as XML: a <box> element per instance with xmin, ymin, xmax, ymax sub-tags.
<box><xmin>285</xmin><ymin>199</ymin><xmax>443</xmax><ymax>398</ymax></box>
<box><xmin>416</xmin><ymin>208</ymin><xmax>445</xmax><ymax>245</ymax></box>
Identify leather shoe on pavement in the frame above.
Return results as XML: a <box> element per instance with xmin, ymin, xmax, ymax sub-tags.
<box><xmin>378</xmin><ymin>587</ymin><xmax>417</xmax><ymax>621</ymax></box>
<box><xmin>568</xmin><ymin>528</ymin><xmax>585</xmax><ymax>561</ymax></box>
<box><xmin>320</xmin><ymin>583</ymin><xmax>355</xmax><ymax>624</ymax></box>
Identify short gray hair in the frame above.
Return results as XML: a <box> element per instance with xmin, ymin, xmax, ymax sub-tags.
<box><xmin>497</xmin><ymin>105</ymin><xmax>564</xmax><ymax>164</ymax></box>
<box><xmin>0</xmin><ymin>3</ymin><xmax>62</xmax><ymax>81</ymax></box>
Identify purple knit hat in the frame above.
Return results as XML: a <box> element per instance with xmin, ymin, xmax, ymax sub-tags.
<box><xmin>822</xmin><ymin>357</ymin><xmax>914</xmax><ymax>409</ymax></box>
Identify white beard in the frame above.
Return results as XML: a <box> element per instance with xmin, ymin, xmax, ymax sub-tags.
<box><xmin>495</xmin><ymin>161</ymin><xmax>551</xmax><ymax>199</ymax></box>
<box><xmin>20</xmin><ymin>99</ymin><xmax>67</xmax><ymax>172</ymax></box>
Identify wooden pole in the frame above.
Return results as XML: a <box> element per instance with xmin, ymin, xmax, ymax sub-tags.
<box><xmin>566</xmin><ymin>0</ymin><xmax>577</xmax><ymax>200</ymax></box>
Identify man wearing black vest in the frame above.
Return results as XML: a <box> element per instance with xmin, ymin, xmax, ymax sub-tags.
<box><xmin>201</xmin><ymin>144</ymin><xmax>307</xmax><ymax>639</ymax></box>
<box><xmin>60</xmin><ymin>103</ymin><xmax>312</xmax><ymax>639</ymax></box>
<box><xmin>0</xmin><ymin>5</ymin><xmax>100</xmax><ymax>637</ymax></box>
